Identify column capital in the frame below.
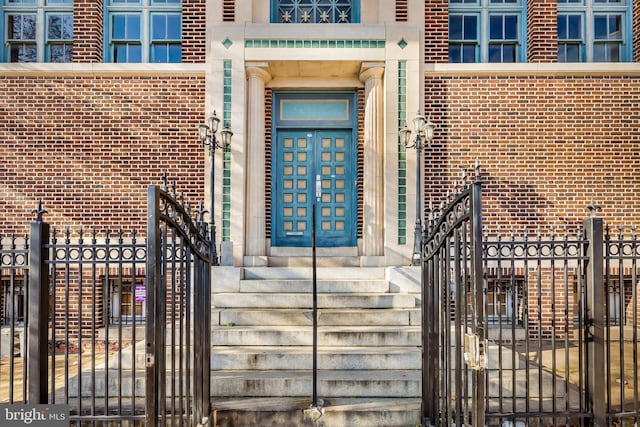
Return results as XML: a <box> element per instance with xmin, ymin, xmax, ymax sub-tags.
<box><xmin>359</xmin><ymin>63</ymin><xmax>385</xmax><ymax>83</ymax></box>
<box><xmin>246</xmin><ymin>63</ymin><xmax>272</xmax><ymax>83</ymax></box>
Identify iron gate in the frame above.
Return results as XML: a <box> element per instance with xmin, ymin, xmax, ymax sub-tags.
<box><xmin>146</xmin><ymin>184</ymin><xmax>212</xmax><ymax>426</ymax></box>
<box><xmin>422</xmin><ymin>165</ymin><xmax>640</xmax><ymax>426</ymax></box>
<box><xmin>0</xmin><ymin>180</ymin><xmax>211</xmax><ymax>426</ymax></box>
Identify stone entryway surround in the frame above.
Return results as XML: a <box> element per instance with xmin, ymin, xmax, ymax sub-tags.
<box><xmin>243</xmin><ymin>63</ymin><xmax>387</xmax><ymax>267</ymax></box>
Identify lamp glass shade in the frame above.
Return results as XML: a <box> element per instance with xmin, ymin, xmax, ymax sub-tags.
<box><xmin>424</xmin><ymin>119</ymin><xmax>435</xmax><ymax>142</ymax></box>
<box><xmin>198</xmin><ymin>124</ymin><xmax>209</xmax><ymax>142</ymax></box>
<box><xmin>399</xmin><ymin>126</ymin><xmax>411</xmax><ymax>148</ymax></box>
<box><xmin>221</xmin><ymin>127</ymin><xmax>233</xmax><ymax>146</ymax></box>
<box><xmin>208</xmin><ymin>111</ymin><xmax>220</xmax><ymax>133</ymax></box>
<box><xmin>413</xmin><ymin>113</ymin><xmax>425</xmax><ymax>133</ymax></box>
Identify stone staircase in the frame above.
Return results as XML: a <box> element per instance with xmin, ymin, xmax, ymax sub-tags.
<box><xmin>210</xmin><ymin>265</ymin><xmax>423</xmax><ymax>427</ymax></box>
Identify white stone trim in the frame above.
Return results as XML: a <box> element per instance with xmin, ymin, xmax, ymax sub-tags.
<box><xmin>425</xmin><ymin>63</ymin><xmax>640</xmax><ymax>77</ymax></box>
<box><xmin>0</xmin><ymin>63</ymin><xmax>206</xmax><ymax>76</ymax></box>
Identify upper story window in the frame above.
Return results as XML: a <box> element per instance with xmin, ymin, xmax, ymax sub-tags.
<box><xmin>557</xmin><ymin>0</ymin><xmax>631</xmax><ymax>62</ymax></box>
<box><xmin>449</xmin><ymin>0</ymin><xmax>526</xmax><ymax>63</ymax></box>
<box><xmin>271</xmin><ymin>0</ymin><xmax>360</xmax><ymax>23</ymax></box>
<box><xmin>1</xmin><ymin>0</ymin><xmax>73</xmax><ymax>63</ymax></box>
<box><xmin>106</xmin><ymin>0</ymin><xmax>181</xmax><ymax>63</ymax></box>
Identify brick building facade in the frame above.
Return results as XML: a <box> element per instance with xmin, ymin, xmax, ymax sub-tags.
<box><xmin>0</xmin><ymin>0</ymin><xmax>637</xmax><ymax>265</ymax></box>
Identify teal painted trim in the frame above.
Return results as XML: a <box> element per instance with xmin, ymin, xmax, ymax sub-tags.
<box><xmin>245</xmin><ymin>39</ymin><xmax>385</xmax><ymax>49</ymax></box>
<box><xmin>222</xmin><ymin>60</ymin><xmax>232</xmax><ymax>242</ymax></box>
<box><xmin>397</xmin><ymin>61</ymin><xmax>407</xmax><ymax>245</ymax></box>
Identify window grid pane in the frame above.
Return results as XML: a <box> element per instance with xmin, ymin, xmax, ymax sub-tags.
<box><xmin>449</xmin><ymin>0</ymin><xmax>523</xmax><ymax>63</ymax></box>
<box><xmin>107</xmin><ymin>0</ymin><xmax>182</xmax><ymax>63</ymax></box>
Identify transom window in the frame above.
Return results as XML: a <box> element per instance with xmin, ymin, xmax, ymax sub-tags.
<box><xmin>1</xmin><ymin>0</ymin><xmax>73</xmax><ymax>63</ymax></box>
<box><xmin>448</xmin><ymin>0</ymin><xmax>525</xmax><ymax>63</ymax></box>
<box><xmin>106</xmin><ymin>0</ymin><xmax>181</xmax><ymax>63</ymax></box>
<box><xmin>271</xmin><ymin>0</ymin><xmax>360</xmax><ymax>23</ymax></box>
<box><xmin>557</xmin><ymin>0</ymin><xmax>631</xmax><ymax>62</ymax></box>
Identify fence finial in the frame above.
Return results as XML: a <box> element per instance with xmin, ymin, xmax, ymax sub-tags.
<box><xmin>31</xmin><ymin>199</ymin><xmax>48</xmax><ymax>223</ymax></box>
<box><xmin>196</xmin><ymin>201</ymin><xmax>207</xmax><ymax>223</ymax></box>
<box><xmin>586</xmin><ymin>201</ymin><xmax>602</xmax><ymax>218</ymax></box>
<box><xmin>473</xmin><ymin>159</ymin><xmax>481</xmax><ymax>181</ymax></box>
<box><xmin>162</xmin><ymin>172</ymin><xmax>169</xmax><ymax>191</ymax></box>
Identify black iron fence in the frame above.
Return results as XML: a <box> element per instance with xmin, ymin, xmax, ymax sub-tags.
<box><xmin>422</xmin><ymin>166</ymin><xmax>640</xmax><ymax>427</ymax></box>
<box><xmin>0</xmin><ymin>181</ymin><xmax>211</xmax><ymax>426</ymax></box>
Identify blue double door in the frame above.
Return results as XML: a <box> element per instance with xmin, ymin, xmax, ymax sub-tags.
<box><xmin>273</xmin><ymin>129</ymin><xmax>357</xmax><ymax>247</ymax></box>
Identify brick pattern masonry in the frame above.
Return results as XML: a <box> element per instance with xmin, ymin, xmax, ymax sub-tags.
<box><xmin>0</xmin><ymin>75</ymin><xmax>205</xmax><ymax>235</ymax></box>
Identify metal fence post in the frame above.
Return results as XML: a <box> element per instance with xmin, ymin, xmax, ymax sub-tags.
<box><xmin>584</xmin><ymin>215</ymin><xmax>606</xmax><ymax>426</ymax></box>
<box><xmin>28</xmin><ymin>209</ymin><xmax>50</xmax><ymax>403</ymax></box>
<box><xmin>470</xmin><ymin>175</ymin><xmax>485</xmax><ymax>427</ymax></box>
<box><xmin>146</xmin><ymin>186</ymin><xmax>160</xmax><ymax>424</ymax></box>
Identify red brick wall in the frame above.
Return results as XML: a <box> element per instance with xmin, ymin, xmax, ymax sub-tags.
<box><xmin>527</xmin><ymin>0</ymin><xmax>557</xmax><ymax>63</ymax></box>
<box><xmin>396</xmin><ymin>0</ymin><xmax>408</xmax><ymax>22</ymax></box>
<box><xmin>424</xmin><ymin>0</ymin><xmax>448</xmax><ymax>63</ymax></box>
<box><xmin>0</xmin><ymin>73</ymin><xmax>206</xmax><ymax>235</ymax></box>
<box><xmin>182</xmin><ymin>0</ymin><xmax>207</xmax><ymax>62</ymax></box>
<box><xmin>424</xmin><ymin>75</ymin><xmax>640</xmax><ymax>233</ymax></box>
<box><xmin>265</xmin><ymin>88</ymin><xmax>273</xmax><ymax>239</ymax></box>
<box><xmin>223</xmin><ymin>0</ymin><xmax>235</xmax><ymax>22</ymax></box>
<box><xmin>73</xmin><ymin>0</ymin><xmax>104</xmax><ymax>63</ymax></box>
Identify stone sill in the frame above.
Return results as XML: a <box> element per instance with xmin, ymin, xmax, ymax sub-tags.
<box><xmin>426</xmin><ymin>62</ymin><xmax>640</xmax><ymax>77</ymax></box>
<box><xmin>0</xmin><ymin>63</ymin><xmax>206</xmax><ymax>77</ymax></box>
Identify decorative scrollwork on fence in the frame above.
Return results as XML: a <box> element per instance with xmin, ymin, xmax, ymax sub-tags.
<box><xmin>157</xmin><ymin>185</ymin><xmax>210</xmax><ymax>262</ymax></box>
<box><xmin>423</xmin><ymin>163</ymin><xmax>480</xmax><ymax>260</ymax></box>
<box><xmin>0</xmin><ymin>234</ymin><xmax>28</xmax><ymax>268</ymax></box>
<box><xmin>48</xmin><ymin>228</ymin><xmax>147</xmax><ymax>263</ymax></box>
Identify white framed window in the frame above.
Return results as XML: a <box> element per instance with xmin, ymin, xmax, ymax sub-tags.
<box><xmin>106</xmin><ymin>0</ymin><xmax>181</xmax><ymax>63</ymax></box>
<box><xmin>1</xmin><ymin>0</ymin><xmax>73</xmax><ymax>63</ymax></box>
<box><xmin>449</xmin><ymin>0</ymin><xmax>526</xmax><ymax>63</ymax></box>
<box><xmin>557</xmin><ymin>0</ymin><xmax>632</xmax><ymax>62</ymax></box>
<box><xmin>109</xmin><ymin>280</ymin><xmax>146</xmax><ymax>325</ymax></box>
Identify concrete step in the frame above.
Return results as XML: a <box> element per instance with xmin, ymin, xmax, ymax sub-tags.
<box><xmin>210</xmin><ymin>369</ymin><xmax>421</xmax><ymax>398</ymax></box>
<box><xmin>211</xmin><ymin>325</ymin><xmax>421</xmax><ymax>346</ymax></box>
<box><xmin>238</xmin><ymin>279</ymin><xmax>389</xmax><ymax>293</ymax></box>
<box><xmin>211</xmin><ymin>346</ymin><xmax>421</xmax><ymax>370</ymax></box>
<box><xmin>211</xmin><ymin>397</ymin><xmax>422</xmax><ymax>427</ymax></box>
<box><xmin>267</xmin><ymin>256</ymin><xmax>361</xmax><ymax>267</ymax></box>
<box><xmin>242</xmin><ymin>267</ymin><xmax>386</xmax><ymax>281</ymax></box>
<box><xmin>214</xmin><ymin>308</ymin><xmax>422</xmax><ymax>326</ymax></box>
<box><xmin>213</xmin><ymin>293</ymin><xmax>416</xmax><ymax>309</ymax></box>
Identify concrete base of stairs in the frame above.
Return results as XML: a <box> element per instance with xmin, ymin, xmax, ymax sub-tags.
<box><xmin>211</xmin><ymin>397</ymin><xmax>422</xmax><ymax>427</ymax></box>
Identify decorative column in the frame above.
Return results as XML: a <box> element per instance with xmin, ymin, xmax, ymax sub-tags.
<box><xmin>244</xmin><ymin>65</ymin><xmax>271</xmax><ymax>264</ymax></box>
<box><xmin>359</xmin><ymin>65</ymin><xmax>385</xmax><ymax>257</ymax></box>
